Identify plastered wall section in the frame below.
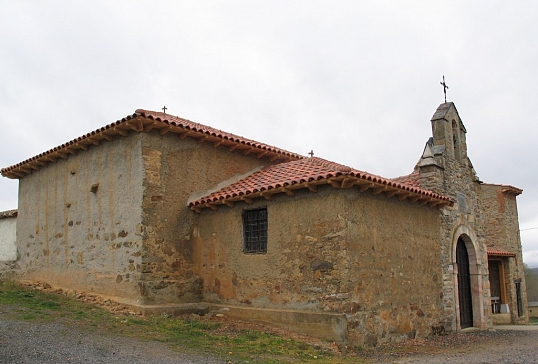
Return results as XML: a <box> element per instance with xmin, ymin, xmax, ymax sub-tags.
<box><xmin>137</xmin><ymin>131</ymin><xmax>272</xmax><ymax>304</ymax></box>
<box><xmin>193</xmin><ymin>186</ymin><xmax>444</xmax><ymax>347</ymax></box>
<box><xmin>16</xmin><ymin>134</ymin><xmax>145</xmax><ymax>303</ymax></box>
<box><xmin>0</xmin><ymin>215</ymin><xmax>17</xmax><ymax>261</ymax></box>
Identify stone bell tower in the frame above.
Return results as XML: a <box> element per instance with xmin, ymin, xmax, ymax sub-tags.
<box><xmin>416</xmin><ymin>102</ymin><xmax>479</xmax><ymax>195</ymax></box>
<box><xmin>415</xmin><ymin>102</ymin><xmax>489</xmax><ymax>332</ymax></box>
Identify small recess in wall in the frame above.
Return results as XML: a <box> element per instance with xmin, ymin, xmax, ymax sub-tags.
<box><xmin>90</xmin><ymin>184</ymin><xmax>99</xmax><ymax>193</ymax></box>
<box><xmin>66</xmin><ymin>203</ymin><xmax>71</xmax><ymax>208</ymax></box>
<box><xmin>70</xmin><ymin>170</ymin><xmax>76</xmax><ymax>175</ymax></box>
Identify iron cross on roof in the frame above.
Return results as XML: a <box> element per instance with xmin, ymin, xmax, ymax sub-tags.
<box><xmin>440</xmin><ymin>76</ymin><xmax>449</xmax><ymax>103</ymax></box>
<box><xmin>308</xmin><ymin>150</ymin><xmax>314</xmax><ymax>157</ymax></box>
<box><xmin>162</xmin><ymin>106</ymin><xmax>167</xmax><ymax>113</ymax></box>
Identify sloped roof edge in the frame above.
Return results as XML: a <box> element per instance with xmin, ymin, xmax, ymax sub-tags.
<box><xmin>487</xmin><ymin>248</ymin><xmax>517</xmax><ymax>257</ymax></box>
<box><xmin>482</xmin><ymin>183</ymin><xmax>523</xmax><ymax>196</ymax></box>
<box><xmin>1</xmin><ymin>110</ymin><xmax>304</xmax><ymax>179</ymax></box>
<box><xmin>189</xmin><ymin>157</ymin><xmax>453</xmax><ymax>212</ymax></box>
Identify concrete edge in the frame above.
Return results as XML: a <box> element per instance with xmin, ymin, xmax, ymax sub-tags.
<box><xmin>209</xmin><ymin>303</ymin><xmax>347</xmax><ymax>344</ymax></box>
<box><xmin>119</xmin><ymin>301</ymin><xmax>347</xmax><ymax>343</ymax></box>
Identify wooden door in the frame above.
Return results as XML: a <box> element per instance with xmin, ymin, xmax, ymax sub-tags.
<box><xmin>456</xmin><ymin>238</ymin><xmax>473</xmax><ymax>328</ymax></box>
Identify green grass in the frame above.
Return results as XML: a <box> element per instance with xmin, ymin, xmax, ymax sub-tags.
<box><xmin>0</xmin><ymin>280</ymin><xmax>362</xmax><ymax>363</ymax></box>
<box><xmin>530</xmin><ymin>317</ymin><xmax>538</xmax><ymax>324</ymax></box>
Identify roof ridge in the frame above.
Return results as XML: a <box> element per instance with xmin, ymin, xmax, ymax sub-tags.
<box><xmin>309</xmin><ymin>157</ymin><xmax>352</xmax><ymax>172</ymax></box>
<box><xmin>134</xmin><ymin>109</ymin><xmax>304</xmax><ymax>160</ymax></box>
<box><xmin>1</xmin><ymin>110</ymin><xmax>304</xmax><ymax>179</ymax></box>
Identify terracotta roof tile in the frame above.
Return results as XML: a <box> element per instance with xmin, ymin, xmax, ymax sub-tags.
<box><xmin>1</xmin><ymin>110</ymin><xmax>303</xmax><ymax>178</ymax></box>
<box><xmin>487</xmin><ymin>248</ymin><xmax>516</xmax><ymax>257</ymax></box>
<box><xmin>189</xmin><ymin>157</ymin><xmax>453</xmax><ymax>210</ymax></box>
<box><xmin>136</xmin><ymin>110</ymin><xmax>303</xmax><ymax>159</ymax></box>
<box><xmin>391</xmin><ymin>172</ymin><xmax>421</xmax><ymax>188</ymax></box>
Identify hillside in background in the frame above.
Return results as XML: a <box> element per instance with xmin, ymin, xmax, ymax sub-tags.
<box><xmin>525</xmin><ymin>265</ymin><xmax>538</xmax><ymax>302</ymax></box>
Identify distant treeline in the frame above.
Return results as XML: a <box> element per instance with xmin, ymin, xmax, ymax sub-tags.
<box><xmin>525</xmin><ymin>265</ymin><xmax>538</xmax><ymax>302</ymax></box>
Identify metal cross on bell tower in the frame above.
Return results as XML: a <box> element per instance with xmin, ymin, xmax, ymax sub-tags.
<box><xmin>440</xmin><ymin>76</ymin><xmax>449</xmax><ymax>103</ymax></box>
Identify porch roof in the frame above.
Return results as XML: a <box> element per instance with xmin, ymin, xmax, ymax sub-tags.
<box><xmin>487</xmin><ymin>248</ymin><xmax>516</xmax><ymax>257</ymax></box>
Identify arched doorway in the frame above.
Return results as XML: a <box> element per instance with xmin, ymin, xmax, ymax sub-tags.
<box><xmin>456</xmin><ymin>238</ymin><xmax>473</xmax><ymax>328</ymax></box>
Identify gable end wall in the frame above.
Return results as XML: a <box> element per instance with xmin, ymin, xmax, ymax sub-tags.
<box><xmin>15</xmin><ymin>133</ymin><xmax>145</xmax><ymax>303</ymax></box>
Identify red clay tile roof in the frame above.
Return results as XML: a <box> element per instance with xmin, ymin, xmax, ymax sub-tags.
<box><xmin>487</xmin><ymin>248</ymin><xmax>516</xmax><ymax>257</ymax></box>
<box><xmin>189</xmin><ymin>157</ymin><xmax>453</xmax><ymax>211</ymax></box>
<box><xmin>391</xmin><ymin>172</ymin><xmax>421</xmax><ymax>188</ymax></box>
<box><xmin>0</xmin><ymin>110</ymin><xmax>303</xmax><ymax>179</ymax></box>
<box><xmin>136</xmin><ymin>110</ymin><xmax>302</xmax><ymax>160</ymax></box>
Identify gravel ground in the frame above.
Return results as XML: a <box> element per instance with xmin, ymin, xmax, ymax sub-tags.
<box><xmin>367</xmin><ymin>328</ymin><xmax>538</xmax><ymax>364</ymax></box>
<box><xmin>2</xmin><ymin>311</ymin><xmax>538</xmax><ymax>364</ymax></box>
<box><xmin>0</xmin><ymin>319</ymin><xmax>223</xmax><ymax>364</ymax></box>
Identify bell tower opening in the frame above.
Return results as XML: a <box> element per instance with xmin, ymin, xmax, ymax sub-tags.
<box><xmin>452</xmin><ymin>119</ymin><xmax>462</xmax><ymax>161</ymax></box>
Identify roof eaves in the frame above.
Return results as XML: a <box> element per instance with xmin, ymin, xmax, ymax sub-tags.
<box><xmin>137</xmin><ymin>110</ymin><xmax>303</xmax><ymax>162</ymax></box>
<box><xmin>189</xmin><ymin>169</ymin><xmax>453</xmax><ymax>213</ymax></box>
<box><xmin>1</xmin><ymin>110</ymin><xmax>304</xmax><ymax>179</ymax></box>
<box><xmin>487</xmin><ymin>248</ymin><xmax>516</xmax><ymax>257</ymax></box>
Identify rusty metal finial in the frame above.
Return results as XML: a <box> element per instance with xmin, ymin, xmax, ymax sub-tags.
<box><xmin>162</xmin><ymin>106</ymin><xmax>168</xmax><ymax>113</ymax></box>
<box><xmin>440</xmin><ymin>76</ymin><xmax>449</xmax><ymax>103</ymax></box>
<box><xmin>308</xmin><ymin>150</ymin><xmax>314</xmax><ymax>157</ymax></box>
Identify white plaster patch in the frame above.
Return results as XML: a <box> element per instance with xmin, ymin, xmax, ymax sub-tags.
<box><xmin>0</xmin><ymin>215</ymin><xmax>17</xmax><ymax>261</ymax></box>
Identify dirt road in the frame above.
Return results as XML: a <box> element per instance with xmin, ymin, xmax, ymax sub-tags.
<box><xmin>2</xmin><ymin>310</ymin><xmax>537</xmax><ymax>364</ymax></box>
<box><xmin>368</xmin><ymin>326</ymin><xmax>538</xmax><ymax>364</ymax></box>
<box><xmin>0</xmin><ymin>318</ymin><xmax>222</xmax><ymax>364</ymax></box>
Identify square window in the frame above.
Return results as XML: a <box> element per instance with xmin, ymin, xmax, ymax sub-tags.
<box><xmin>242</xmin><ymin>207</ymin><xmax>267</xmax><ymax>254</ymax></box>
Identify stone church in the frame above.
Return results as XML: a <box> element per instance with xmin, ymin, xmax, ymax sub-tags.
<box><xmin>0</xmin><ymin>102</ymin><xmax>527</xmax><ymax>346</ymax></box>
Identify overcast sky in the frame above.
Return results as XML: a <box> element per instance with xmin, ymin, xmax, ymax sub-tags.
<box><xmin>1</xmin><ymin>1</ymin><xmax>538</xmax><ymax>265</ymax></box>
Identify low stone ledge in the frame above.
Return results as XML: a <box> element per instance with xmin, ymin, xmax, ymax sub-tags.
<box><xmin>492</xmin><ymin>313</ymin><xmax>512</xmax><ymax>325</ymax></box>
<box><xmin>209</xmin><ymin>303</ymin><xmax>347</xmax><ymax>344</ymax></box>
<box><xmin>123</xmin><ymin>302</ymin><xmax>210</xmax><ymax>316</ymax></box>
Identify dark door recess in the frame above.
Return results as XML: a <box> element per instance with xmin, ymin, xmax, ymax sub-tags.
<box><xmin>457</xmin><ymin>238</ymin><xmax>473</xmax><ymax>329</ymax></box>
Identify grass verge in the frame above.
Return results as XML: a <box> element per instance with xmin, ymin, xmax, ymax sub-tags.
<box><xmin>0</xmin><ymin>280</ymin><xmax>361</xmax><ymax>363</ymax></box>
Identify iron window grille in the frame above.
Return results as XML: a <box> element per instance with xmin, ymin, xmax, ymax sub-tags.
<box><xmin>242</xmin><ymin>207</ymin><xmax>267</xmax><ymax>254</ymax></box>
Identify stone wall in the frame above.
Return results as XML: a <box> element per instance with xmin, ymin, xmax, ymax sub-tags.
<box><xmin>10</xmin><ymin>126</ymin><xmax>276</xmax><ymax>305</ymax></box>
<box><xmin>417</xmin><ymin>102</ymin><xmax>527</xmax><ymax>330</ymax></box>
<box><xmin>436</xmin><ymin>157</ymin><xmax>490</xmax><ymax>332</ymax></box>
<box><xmin>15</xmin><ymin>134</ymin><xmax>146</xmax><ymax>303</ymax></box>
<box><xmin>193</xmin><ymin>185</ymin><xmax>444</xmax><ymax>347</ymax></box>
<box><xmin>418</xmin><ymin>103</ymin><xmax>490</xmax><ymax>332</ymax></box>
<box><xmin>136</xmin><ymin>131</ymin><xmax>272</xmax><ymax>304</ymax></box>
<box><xmin>480</xmin><ymin>184</ymin><xmax>523</xmax><ymax>254</ymax></box>
<box><xmin>480</xmin><ymin>184</ymin><xmax>527</xmax><ymax>322</ymax></box>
